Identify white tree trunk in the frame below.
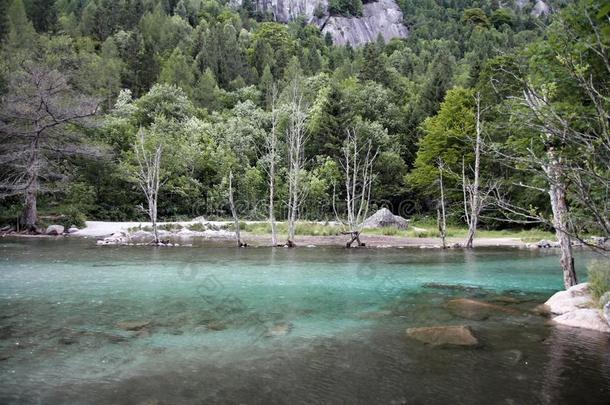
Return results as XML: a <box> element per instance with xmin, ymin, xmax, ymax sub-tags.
<box><xmin>465</xmin><ymin>93</ymin><xmax>482</xmax><ymax>248</ymax></box>
<box><xmin>285</xmin><ymin>79</ymin><xmax>307</xmax><ymax>246</ymax></box>
<box><xmin>135</xmin><ymin>129</ymin><xmax>163</xmax><ymax>245</ymax></box>
<box><xmin>266</xmin><ymin>85</ymin><xmax>279</xmax><ymax>246</ymax></box>
<box><xmin>228</xmin><ymin>171</ymin><xmax>243</xmax><ymax>247</ymax></box>
<box><xmin>438</xmin><ymin>161</ymin><xmax>447</xmax><ymax>249</ymax></box>
<box><xmin>546</xmin><ymin>154</ymin><xmax>577</xmax><ymax>288</ymax></box>
<box><xmin>339</xmin><ymin>128</ymin><xmax>378</xmax><ymax>247</ymax></box>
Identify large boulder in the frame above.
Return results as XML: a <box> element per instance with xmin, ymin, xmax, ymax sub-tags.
<box><xmin>544</xmin><ymin>283</ymin><xmax>591</xmax><ymax>315</ymax></box>
<box><xmin>45</xmin><ymin>225</ymin><xmax>65</xmax><ymax>235</ymax></box>
<box><xmin>551</xmin><ymin>309</ymin><xmax>610</xmax><ymax>333</ymax></box>
<box><xmin>362</xmin><ymin>208</ymin><xmax>408</xmax><ymax>229</ymax></box>
<box><xmin>406</xmin><ymin>325</ymin><xmax>478</xmax><ymax>347</ymax></box>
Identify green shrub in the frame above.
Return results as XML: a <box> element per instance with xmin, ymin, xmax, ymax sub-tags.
<box><xmin>588</xmin><ymin>261</ymin><xmax>610</xmax><ymax>306</ymax></box>
<box><xmin>381</xmin><ymin>227</ymin><xmax>399</xmax><ymax>236</ymax></box>
<box><xmin>58</xmin><ymin>206</ymin><xmax>87</xmax><ymax>228</ymax></box>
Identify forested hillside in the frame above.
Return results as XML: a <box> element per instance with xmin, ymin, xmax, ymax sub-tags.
<box><xmin>0</xmin><ymin>0</ymin><xmax>608</xmax><ymax>253</ymax></box>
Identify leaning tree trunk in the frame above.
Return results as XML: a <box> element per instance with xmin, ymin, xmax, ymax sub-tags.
<box><xmin>546</xmin><ymin>152</ymin><xmax>577</xmax><ymax>288</ymax></box>
<box><xmin>549</xmin><ymin>177</ymin><xmax>577</xmax><ymax>288</ymax></box>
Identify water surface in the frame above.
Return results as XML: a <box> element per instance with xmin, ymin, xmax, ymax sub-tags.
<box><xmin>0</xmin><ymin>239</ymin><xmax>609</xmax><ymax>404</ymax></box>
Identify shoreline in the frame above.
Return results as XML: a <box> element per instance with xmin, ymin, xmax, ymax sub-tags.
<box><xmin>2</xmin><ymin>220</ymin><xmax>534</xmax><ymax>248</ymax></box>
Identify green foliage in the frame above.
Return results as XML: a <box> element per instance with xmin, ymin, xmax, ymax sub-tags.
<box><xmin>58</xmin><ymin>206</ymin><xmax>87</xmax><ymax>229</ymax></box>
<box><xmin>2</xmin><ymin>0</ymin><xmax>587</xmax><ymax>233</ymax></box>
<box><xmin>407</xmin><ymin>87</ymin><xmax>475</xmax><ymax>192</ymax></box>
<box><xmin>588</xmin><ymin>262</ymin><xmax>610</xmax><ymax>306</ymax></box>
<box><xmin>328</xmin><ymin>0</ymin><xmax>363</xmax><ymax>17</ymax></box>
<box><xmin>462</xmin><ymin>8</ymin><xmax>490</xmax><ymax>28</ymax></box>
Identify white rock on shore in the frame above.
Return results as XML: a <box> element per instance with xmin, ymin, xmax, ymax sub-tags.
<box><xmin>545</xmin><ymin>283</ymin><xmax>590</xmax><ymax>315</ymax></box>
<box><xmin>552</xmin><ymin>309</ymin><xmax>610</xmax><ymax>333</ymax></box>
<box><xmin>45</xmin><ymin>225</ymin><xmax>65</xmax><ymax>235</ymax></box>
<box><xmin>544</xmin><ymin>283</ymin><xmax>610</xmax><ymax>333</ymax></box>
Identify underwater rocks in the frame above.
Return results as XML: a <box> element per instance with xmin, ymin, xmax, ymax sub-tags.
<box><xmin>357</xmin><ymin>310</ymin><xmax>392</xmax><ymax>319</ymax></box>
<box><xmin>406</xmin><ymin>325</ymin><xmax>478</xmax><ymax>347</ymax></box>
<box><xmin>116</xmin><ymin>320</ymin><xmax>151</xmax><ymax>331</ymax></box>
<box><xmin>446</xmin><ymin>298</ymin><xmax>520</xmax><ymax>321</ymax></box>
<box><xmin>265</xmin><ymin>322</ymin><xmax>293</xmax><ymax>337</ymax></box>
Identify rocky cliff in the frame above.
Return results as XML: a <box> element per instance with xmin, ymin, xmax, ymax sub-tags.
<box><xmin>232</xmin><ymin>0</ymin><xmax>409</xmax><ymax>47</ymax></box>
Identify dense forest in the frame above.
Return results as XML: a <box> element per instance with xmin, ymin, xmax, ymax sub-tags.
<box><xmin>0</xmin><ymin>1</ymin><xmax>608</xmax><ymax>256</ymax></box>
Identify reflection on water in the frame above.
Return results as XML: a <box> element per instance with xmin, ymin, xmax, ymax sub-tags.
<box><xmin>0</xmin><ymin>239</ymin><xmax>609</xmax><ymax>404</ymax></box>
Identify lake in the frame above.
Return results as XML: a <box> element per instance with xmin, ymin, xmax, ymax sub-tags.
<box><xmin>0</xmin><ymin>239</ymin><xmax>609</xmax><ymax>404</ymax></box>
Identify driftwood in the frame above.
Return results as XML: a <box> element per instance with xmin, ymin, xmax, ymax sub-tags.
<box><xmin>342</xmin><ymin>231</ymin><xmax>366</xmax><ymax>248</ymax></box>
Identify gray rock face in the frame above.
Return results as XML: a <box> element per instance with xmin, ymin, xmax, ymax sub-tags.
<box><xmin>232</xmin><ymin>0</ymin><xmax>408</xmax><ymax>46</ymax></box>
<box><xmin>322</xmin><ymin>0</ymin><xmax>409</xmax><ymax>46</ymax></box>
<box><xmin>532</xmin><ymin>1</ymin><xmax>551</xmax><ymax>18</ymax></box>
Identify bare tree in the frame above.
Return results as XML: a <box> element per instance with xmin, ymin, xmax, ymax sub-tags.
<box><xmin>0</xmin><ymin>64</ymin><xmax>99</xmax><ymax>231</ymax></box>
<box><xmin>437</xmin><ymin>159</ymin><xmax>447</xmax><ymax>249</ymax></box>
<box><xmin>335</xmin><ymin>128</ymin><xmax>378</xmax><ymax>248</ymax></box>
<box><xmin>263</xmin><ymin>84</ymin><xmax>280</xmax><ymax>246</ymax></box>
<box><xmin>133</xmin><ymin>128</ymin><xmax>163</xmax><ymax>245</ymax></box>
<box><xmin>228</xmin><ymin>170</ymin><xmax>245</xmax><ymax>247</ymax></box>
<box><xmin>464</xmin><ymin>93</ymin><xmax>483</xmax><ymax>248</ymax></box>
<box><xmin>285</xmin><ymin>77</ymin><xmax>308</xmax><ymax>246</ymax></box>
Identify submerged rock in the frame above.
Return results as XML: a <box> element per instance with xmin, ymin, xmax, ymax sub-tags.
<box><xmin>116</xmin><ymin>320</ymin><xmax>151</xmax><ymax>331</ymax></box>
<box><xmin>206</xmin><ymin>321</ymin><xmax>227</xmax><ymax>331</ymax></box>
<box><xmin>265</xmin><ymin>322</ymin><xmax>293</xmax><ymax>337</ymax></box>
<box><xmin>551</xmin><ymin>309</ymin><xmax>610</xmax><ymax>333</ymax></box>
<box><xmin>544</xmin><ymin>283</ymin><xmax>590</xmax><ymax>315</ymax></box>
<box><xmin>406</xmin><ymin>325</ymin><xmax>478</xmax><ymax>347</ymax></box>
<box><xmin>357</xmin><ymin>310</ymin><xmax>392</xmax><ymax>319</ymax></box>
<box><xmin>423</xmin><ymin>283</ymin><xmax>483</xmax><ymax>293</ymax></box>
<box><xmin>446</xmin><ymin>298</ymin><xmax>520</xmax><ymax>321</ymax></box>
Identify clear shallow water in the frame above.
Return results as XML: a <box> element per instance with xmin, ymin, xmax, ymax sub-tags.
<box><xmin>0</xmin><ymin>239</ymin><xmax>609</xmax><ymax>404</ymax></box>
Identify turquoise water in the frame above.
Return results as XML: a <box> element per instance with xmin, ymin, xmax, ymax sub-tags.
<box><xmin>0</xmin><ymin>239</ymin><xmax>609</xmax><ymax>404</ymax></box>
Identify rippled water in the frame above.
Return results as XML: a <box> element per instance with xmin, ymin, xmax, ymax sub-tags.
<box><xmin>0</xmin><ymin>239</ymin><xmax>609</xmax><ymax>404</ymax></box>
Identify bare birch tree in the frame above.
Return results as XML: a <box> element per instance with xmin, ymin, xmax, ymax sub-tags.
<box><xmin>285</xmin><ymin>77</ymin><xmax>308</xmax><ymax>246</ymax></box>
<box><xmin>335</xmin><ymin>128</ymin><xmax>378</xmax><ymax>247</ymax></box>
<box><xmin>133</xmin><ymin>128</ymin><xmax>163</xmax><ymax>245</ymax></box>
<box><xmin>0</xmin><ymin>64</ymin><xmax>99</xmax><ymax>231</ymax></box>
<box><xmin>228</xmin><ymin>170</ymin><xmax>245</xmax><ymax>247</ymax></box>
<box><xmin>263</xmin><ymin>84</ymin><xmax>280</xmax><ymax>246</ymax></box>
<box><xmin>437</xmin><ymin>159</ymin><xmax>447</xmax><ymax>249</ymax></box>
